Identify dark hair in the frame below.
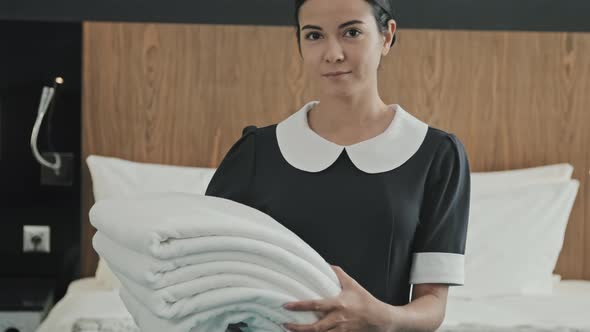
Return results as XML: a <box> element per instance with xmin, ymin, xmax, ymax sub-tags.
<box><xmin>294</xmin><ymin>0</ymin><xmax>397</xmax><ymax>55</ymax></box>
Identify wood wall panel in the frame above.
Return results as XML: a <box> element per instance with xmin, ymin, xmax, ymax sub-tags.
<box><xmin>82</xmin><ymin>21</ymin><xmax>590</xmax><ymax>281</ymax></box>
<box><xmin>382</xmin><ymin>30</ymin><xmax>590</xmax><ymax>279</ymax></box>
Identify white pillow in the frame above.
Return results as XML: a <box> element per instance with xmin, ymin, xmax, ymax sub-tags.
<box><xmin>86</xmin><ymin>155</ymin><xmax>216</xmax><ymax>201</ymax></box>
<box><xmin>471</xmin><ymin>163</ymin><xmax>573</xmax><ymax>195</ymax></box>
<box><xmin>463</xmin><ymin>163</ymin><xmax>574</xmax><ymax>298</ymax></box>
<box><xmin>87</xmin><ymin>157</ymin><xmax>573</xmax><ymax>293</ymax></box>
<box><xmin>86</xmin><ymin>155</ymin><xmax>217</xmax><ymax>289</ymax></box>
<box><xmin>449</xmin><ymin>179</ymin><xmax>579</xmax><ymax>299</ymax></box>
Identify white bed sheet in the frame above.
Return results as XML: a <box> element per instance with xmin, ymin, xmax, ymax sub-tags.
<box><xmin>37</xmin><ymin>278</ymin><xmax>590</xmax><ymax>332</ymax></box>
<box><xmin>441</xmin><ymin>280</ymin><xmax>590</xmax><ymax>331</ymax></box>
<box><xmin>35</xmin><ymin>278</ymin><xmax>133</xmax><ymax>332</ymax></box>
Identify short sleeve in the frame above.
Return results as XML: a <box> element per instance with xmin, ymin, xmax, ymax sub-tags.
<box><xmin>410</xmin><ymin>133</ymin><xmax>471</xmax><ymax>286</ymax></box>
<box><xmin>205</xmin><ymin>125</ymin><xmax>257</xmax><ymax>206</ymax></box>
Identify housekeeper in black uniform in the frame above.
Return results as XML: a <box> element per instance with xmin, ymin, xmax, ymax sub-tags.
<box><xmin>206</xmin><ymin>0</ymin><xmax>471</xmax><ymax>331</ymax></box>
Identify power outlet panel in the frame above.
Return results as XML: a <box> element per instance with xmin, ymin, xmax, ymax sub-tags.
<box><xmin>23</xmin><ymin>225</ymin><xmax>51</xmax><ymax>253</ymax></box>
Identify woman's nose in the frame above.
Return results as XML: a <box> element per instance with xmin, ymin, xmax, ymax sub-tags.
<box><xmin>324</xmin><ymin>40</ymin><xmax>345</xmax><ymax>63</ymax></box>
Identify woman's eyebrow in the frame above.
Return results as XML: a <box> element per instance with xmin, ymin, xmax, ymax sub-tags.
<box><xmin>301</xmin><ymin>20</ymin><xmax>365</xmax><ymax>31</ymax></box>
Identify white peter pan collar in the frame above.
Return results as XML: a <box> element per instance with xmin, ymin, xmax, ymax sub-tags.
<box><xmin>276</xmin><ymin>100</ymin><xmax>429</xmax><ymax>174</ymax></box>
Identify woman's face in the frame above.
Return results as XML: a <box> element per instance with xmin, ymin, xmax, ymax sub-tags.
<box><xmin>298</xmin><ymin>0</ymin><xmax>395</xmax><ymax>97</ymax></box>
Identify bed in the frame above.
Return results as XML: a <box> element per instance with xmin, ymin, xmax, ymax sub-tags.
<box><xmin>37</xmin><ymin>276</ymin><xmax>590</xmax><ymax>332</ymax></box>
<box><xmin>34</xmin><ymin>156</ymin><xmax>589</xmax><ymax>332</ymax></box>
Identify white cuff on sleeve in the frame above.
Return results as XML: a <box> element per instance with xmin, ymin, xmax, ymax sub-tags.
<box><xmin>409</xmin><ymin>252</ymin><xmax>464</xmax><ymax>285</ymax></box>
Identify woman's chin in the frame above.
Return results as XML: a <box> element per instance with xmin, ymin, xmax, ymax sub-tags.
<box><xmin>321</xmin><ymin>85</ymin><xmax>357</xmax><ymax>97</ymax></box>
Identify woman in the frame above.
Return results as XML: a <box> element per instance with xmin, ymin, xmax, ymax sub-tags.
<box><xmin>205</xmin><ymin>0</ymin><xmax>471</xmax><ymax>331</ymax></box>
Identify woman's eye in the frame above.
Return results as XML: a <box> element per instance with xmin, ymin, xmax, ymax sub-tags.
<box><xmin>345</xmin><ymin>29</ymin><xmax>362</xmax><ymax>37</ymax></box>
<box><xmin>305</xmin><ymin>32</ymin><xmax>322</xmax><ymax>40</ymax></box>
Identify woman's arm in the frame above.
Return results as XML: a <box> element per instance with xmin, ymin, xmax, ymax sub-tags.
<box><xmin>383</xmin><ymin>283</ymin><xmax>448</xmax><ymax>332</ymax></box>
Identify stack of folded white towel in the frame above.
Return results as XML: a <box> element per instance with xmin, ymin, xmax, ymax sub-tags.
<box><xmin>90</xmin><ymin>192</ymin><xmax>342</xmax><ymax>332</ymax></box>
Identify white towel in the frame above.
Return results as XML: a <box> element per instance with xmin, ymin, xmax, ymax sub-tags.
<box><xmin>89</xmin><ymin>192</ymin><xmax>338</xmax><ymax>285</ymax></box>
<box><xmin>109</xmin><ymin>259</ymin><xmax>327</xmax><ymax>320</ymax></box>
<box><xmin>90</xmin><ymin>192</ymin><xmax>343</xmax><ymax>331</ymax></box>
<box><xmin>119</xmin><ymin>285</ymin><xmax>320</xmax><ymax>332</ymax></box>
<box><xmin>93</xmin><ymin>231</ymin><xmax>340</xmax><ymax>297</ymax></box>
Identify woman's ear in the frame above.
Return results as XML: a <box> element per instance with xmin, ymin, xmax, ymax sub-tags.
<box><xmin>382</xmin><ymin>19</ymin><xmax>397</xmax><ymax>56</ymax></box>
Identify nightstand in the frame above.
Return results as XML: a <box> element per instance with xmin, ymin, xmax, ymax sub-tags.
<box><xmin>0</xmin><ymin>278</ymin><xmax>54</xmax><ymax>332</ymax></box>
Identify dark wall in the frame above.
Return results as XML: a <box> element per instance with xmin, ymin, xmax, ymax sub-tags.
<box><xmin>0</xmin><ymin>0</ymin><xmax>589</xmax><ymax>32</ymax></box>
<box><xmin>0</xmin><ymin>21</ymin><xmax>81</xmax><ymax>300</ymax></box>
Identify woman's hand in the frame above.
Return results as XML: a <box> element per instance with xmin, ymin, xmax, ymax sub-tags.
<box><xmin>282</xmin><ymin>265</ymin><xmax>398</xmax><ymax>332</ymax></box>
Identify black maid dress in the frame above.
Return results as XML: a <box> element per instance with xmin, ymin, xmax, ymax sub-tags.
<box><xmin>205</xmin><ymin>100</ymin><xmax>471</xmax><ymax>308</ymax></box>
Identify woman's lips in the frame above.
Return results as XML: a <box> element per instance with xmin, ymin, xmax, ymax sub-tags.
<box><xmin>323</xmin><ymin>71</ymin><xmax>351</xmax><ymax>78</ymax></box>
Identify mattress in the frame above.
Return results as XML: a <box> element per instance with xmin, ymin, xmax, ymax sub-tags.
<box><xmin>36</xmin><ymin>278</ymin><xmax>590</xmax><ymax>332</ymax></box>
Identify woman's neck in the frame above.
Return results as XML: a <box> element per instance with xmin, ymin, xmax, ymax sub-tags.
<box><xmin>307</xmin><ymin>91</ymin><xmax>395</xmax><ymax>146</ymax></box>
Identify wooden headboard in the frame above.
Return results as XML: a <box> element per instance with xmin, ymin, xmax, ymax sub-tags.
<box><xmin>81</xmin><ymin>22</ymin><xmax>590</xmax><ymax>280</ymax></box>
